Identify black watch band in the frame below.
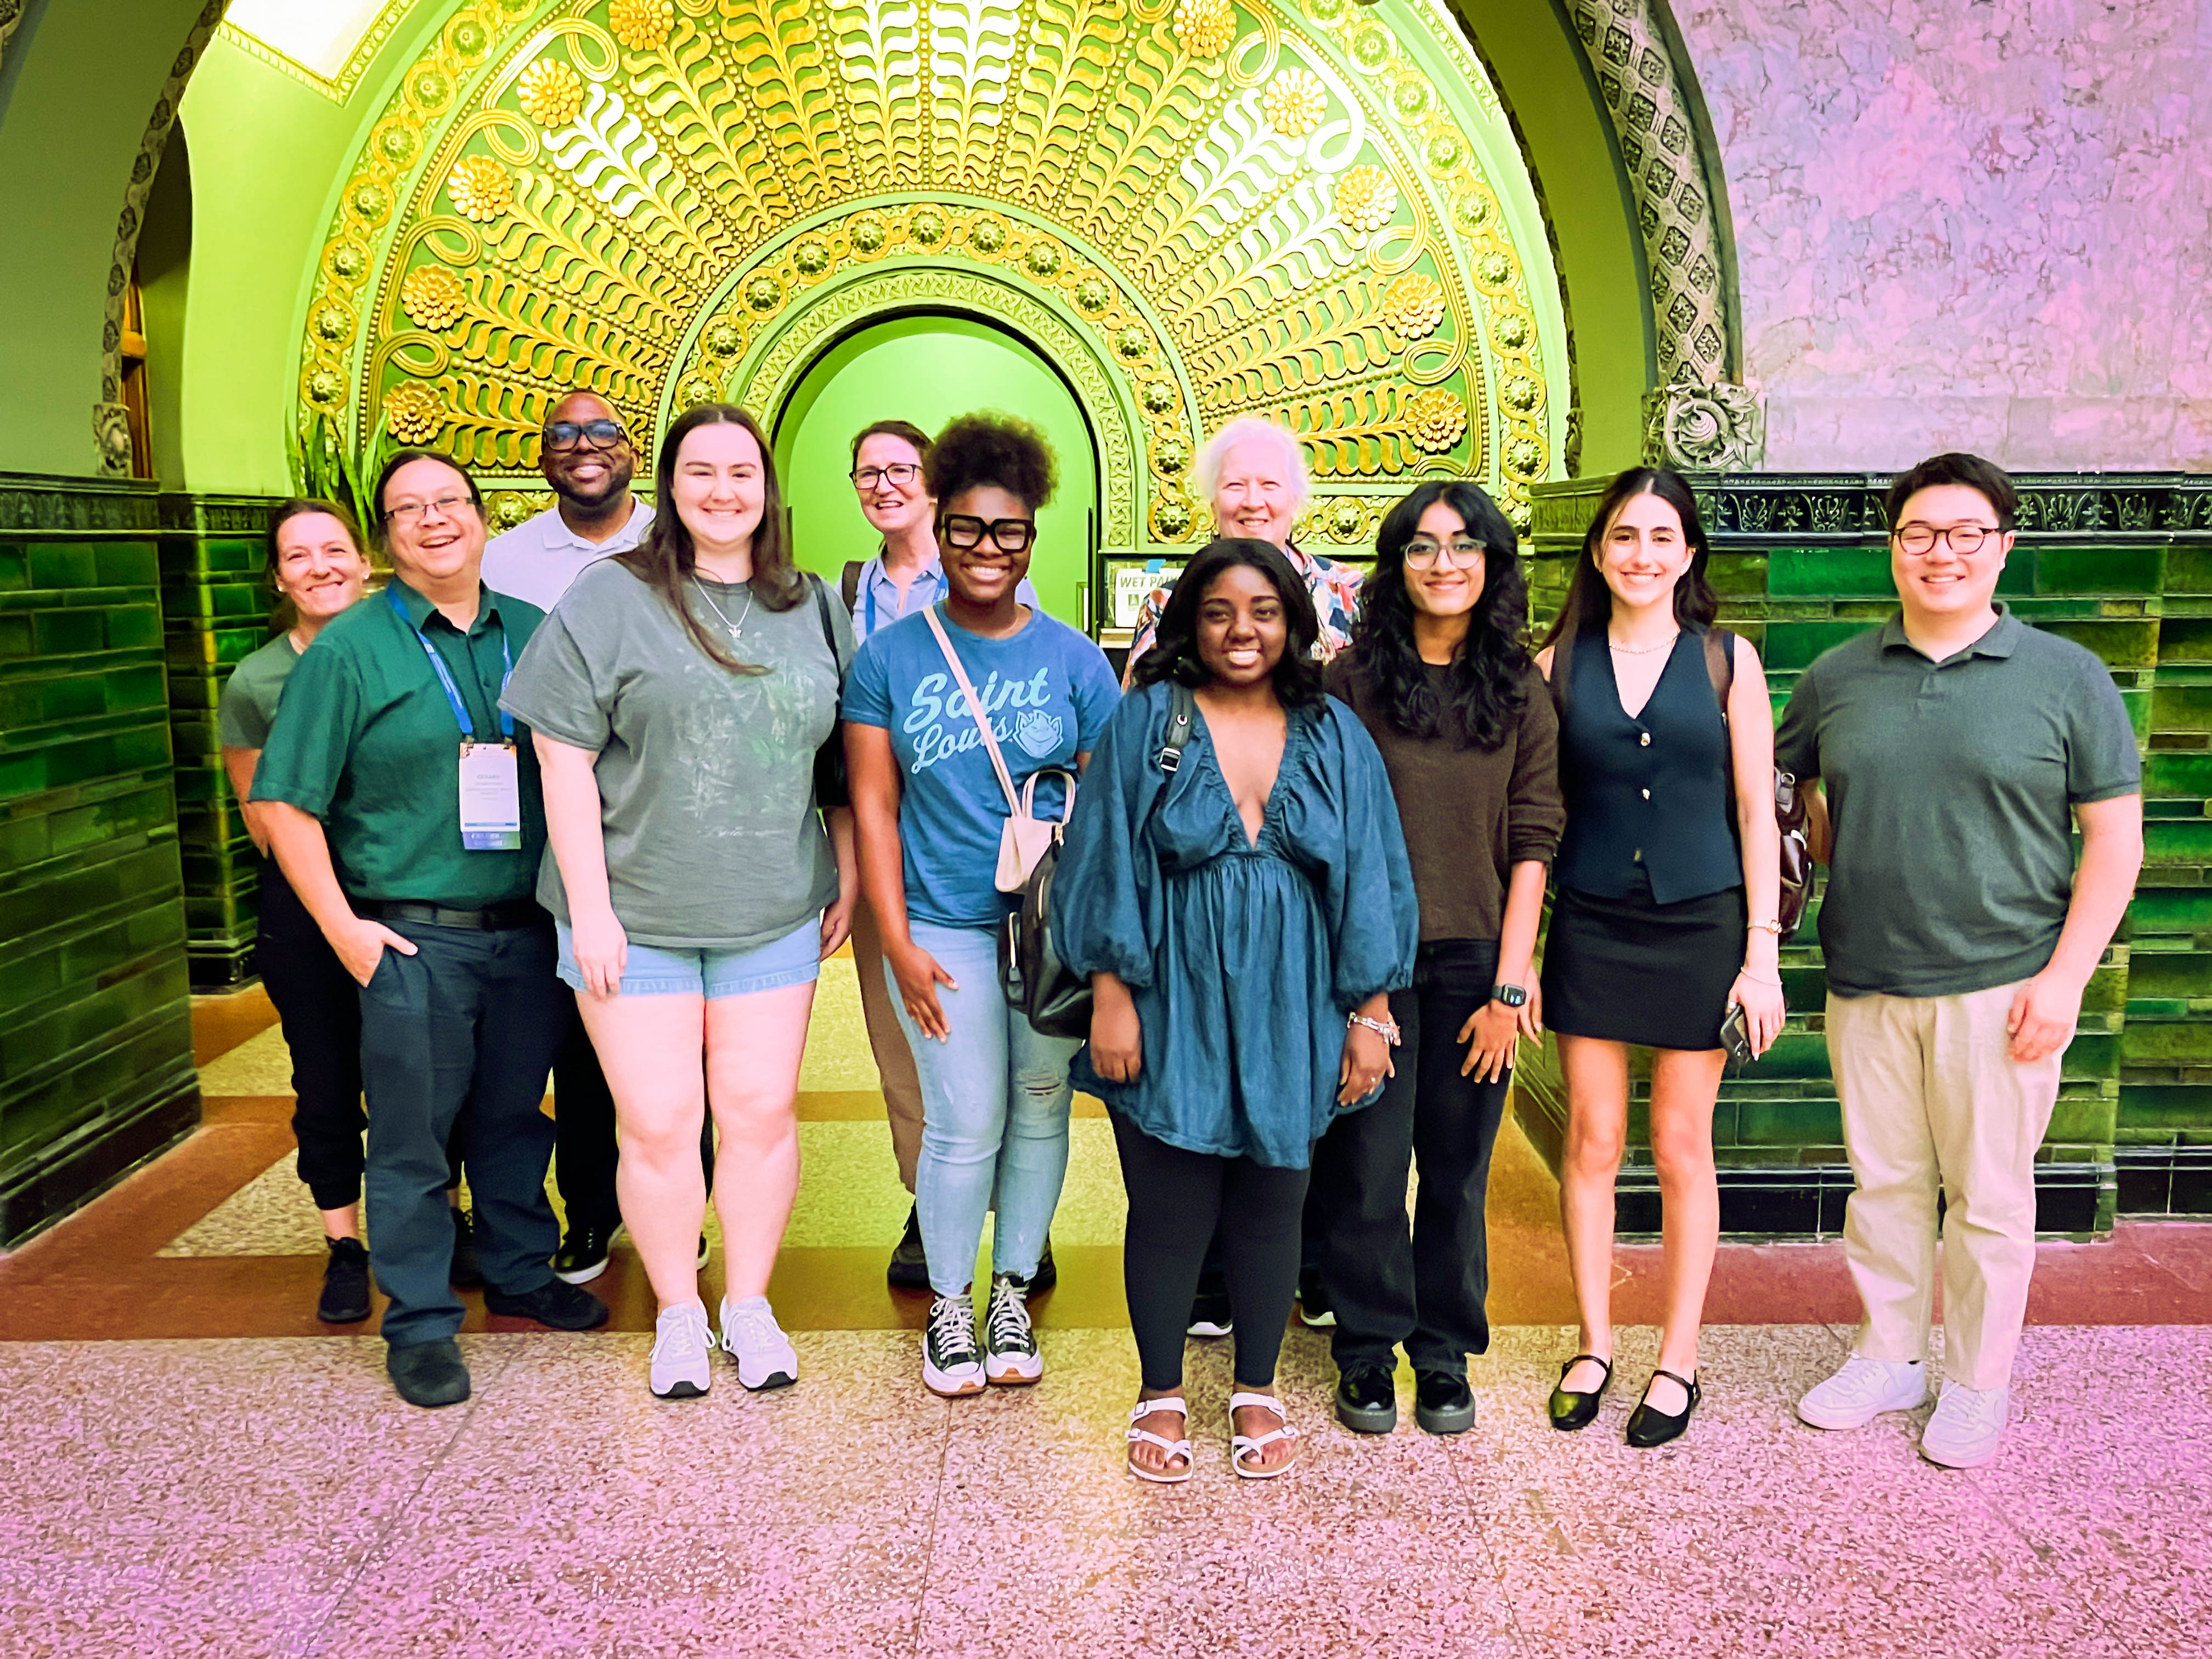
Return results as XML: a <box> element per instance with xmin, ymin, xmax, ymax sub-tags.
<box><xmin>1492</xmin><ymin>983</ymin><xmax>1528</xmax><ymax>1008</ymax></box>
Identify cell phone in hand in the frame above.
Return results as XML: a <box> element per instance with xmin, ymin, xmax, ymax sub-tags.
<box><xmin>1720</xmin><ymin>1001</ymin><xmax>1754</xmax><ymax>1066</ymax></box>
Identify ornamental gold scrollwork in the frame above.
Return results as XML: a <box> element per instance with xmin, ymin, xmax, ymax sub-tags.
<box><xmin>297</xmin><ymin>0</ymin><xmax>1560</xmax><ymax>537</ymax></box>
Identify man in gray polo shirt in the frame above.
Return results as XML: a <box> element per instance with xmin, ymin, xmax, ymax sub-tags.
<box><xmin>1778</xmin><ymin>453</ymin><xmax>2141</xmax><ymax>1469</ymax></box>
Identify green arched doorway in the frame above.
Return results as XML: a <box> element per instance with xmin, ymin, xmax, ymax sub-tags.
<box><xmin>772</xmin><ymin>315</ymin><xmax>1101</xmax><ymax>629</ymax></box>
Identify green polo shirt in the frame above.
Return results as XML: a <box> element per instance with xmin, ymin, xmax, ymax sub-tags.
<box><xmin>251</xmin><ymin>579</ymin><xmax>549</xmax><ymax>909</ymax></box>
<box><xmin>1774</xmin><ymin>604</ymin><xmax>2139</xmax><ymax>999</ymax></box>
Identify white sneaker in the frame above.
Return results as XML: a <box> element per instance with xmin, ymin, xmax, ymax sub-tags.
<box><xmin>923</xmin><ymin>1294</ymin><xmax>986</xmax><ymax>1397</ymax></box>
<box><xmin>718</xmin><ymin>1295</ymin><xmax>798</xmax><ymax>1391</ymax></box>
<box><xmin>1919</xmin><ymin>1380</ymin><xmax>2008</xmax><ymax>1469</ymax></box>
<box><xmin>649</xmin><ymin>1301</ymin><xmax>713</xmax><ymax>1400</ymax></box>
<box><xmin>983</xmin><ymin>1273</ymin><xmax>1043</xmax><ymax>1386</ymax></box>
<box><xmin>1794</xmin><ymin>1355</ymin><xmax>1928</xmax><ymax>1430</ymax></box>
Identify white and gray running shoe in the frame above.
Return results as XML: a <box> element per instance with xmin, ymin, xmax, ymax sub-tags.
<box><xmin>719</xmin><ymin>1295</ymin><xmax>798</xmax><ymax>1391</ymax></box>
<box><xmin>983</xmin><ymin>1273</ymin><xmax>1043</xmax><ymax>1386</ymax></box>
<box><xmin>923</xmin><ymin>1293</ymin><xmax>986</xmax><ymax>1397</ymax></box>
<box><xmin>649</xmin><ymin>1301</ymin><xmax>713</xmax><ymax>1400</ymax></box>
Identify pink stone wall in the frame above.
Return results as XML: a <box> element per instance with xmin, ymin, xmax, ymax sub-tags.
<box><xmin>1674</xmin><ymin>0</ymin><xmax>2212</xmax><ymax>471</ymax></box>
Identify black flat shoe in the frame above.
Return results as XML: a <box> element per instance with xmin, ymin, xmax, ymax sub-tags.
<box><xmin>1334</xmin><ymin>1364</ymin><xmax>1398</xmax><ymax>1434</ymax></box>
<box><xmin>1413</xmin><ymin>1369</ymin><xmax>1476</xmax><ymax>1436</ymax></box>
<box><xmin>1030</xmin><ymin>1233</ymin><xmax>1057</xmax><ymax>1292</ymax></box>
<box><xmin>1548</xmin><ymin>1352</ymin><xmax>1612</xmax><ymax>1431</ymax></box>
<box><xmin>1626</xmin><ymin>1368</ymin><xmax>1701</xmax><ymax>1448</ymax></box>
<box><xmin>886</xmin><ymin>1204</ymin><xmax>930</xmax><ymax>1290</ymax></box>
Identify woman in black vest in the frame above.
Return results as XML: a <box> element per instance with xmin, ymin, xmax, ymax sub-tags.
<box><xmin>1537</xmin><ymin>467</ymin><xmax>1786</xmax><ymax>1446</ymax></box>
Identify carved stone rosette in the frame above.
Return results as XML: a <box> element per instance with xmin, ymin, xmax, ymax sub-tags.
<box><xmin>1640</xmin><ymin>380</ymin><xmax>1764</xmax><ymax>473</ymax></box>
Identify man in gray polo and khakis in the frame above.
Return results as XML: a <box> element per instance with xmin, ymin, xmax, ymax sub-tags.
<box><xmin>1777</xmin><ymin>453</ymin><xmax>2142</xmax><ymax>1468</ymax></box>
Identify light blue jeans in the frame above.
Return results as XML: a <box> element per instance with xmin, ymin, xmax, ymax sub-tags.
<box><xmin>889</xmin><ymin>919</ymin><xmax>1078</xmax><ymax>1297</ymax></box>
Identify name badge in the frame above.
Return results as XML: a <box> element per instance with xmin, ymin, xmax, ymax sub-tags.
<box><xmin>458</xmin><ymin>741</ymin><xmax>523</xmax><ymax>850</ymax></box>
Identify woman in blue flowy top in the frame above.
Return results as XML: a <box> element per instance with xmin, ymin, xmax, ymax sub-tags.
<box><xmin>1058</xmin><ymin>537</ymin><xmax>1418</xmax><ymax>1483</ymax></box>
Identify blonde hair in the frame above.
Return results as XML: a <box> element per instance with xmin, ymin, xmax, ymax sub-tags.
<box><xmin>1194</xmin><ymin>417</ymin><xmax>1310</xmax><ymax>512</ymax></box>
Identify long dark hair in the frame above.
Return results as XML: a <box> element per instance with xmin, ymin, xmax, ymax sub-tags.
<box><xmin>1132</xmin><ymin>538</ymin><xmax>1325</xmax><ymax>707</ymax></box>
<box><xmin>620</xmin><ymin>403</ymin><xmax>802</xmax><ymax>675</ymax></box>
<box><xmin>1539</xmin><ymin>466</ymin><xmax>1718</xmax><ymax>651</ymax></box>
<box><xmin>1350</xmin><ymin>481</ymin><xmax>1530</xmax><ymax>747</ymax></box>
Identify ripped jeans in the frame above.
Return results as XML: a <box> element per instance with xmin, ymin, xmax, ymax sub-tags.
<box><xmin>889</xmin><ymin>919</ymin><xmax>1078</xmax><ymax>1297</ymax></box>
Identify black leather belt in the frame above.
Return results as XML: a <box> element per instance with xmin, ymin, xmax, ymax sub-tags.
<box><xmin>357</xmin><ymin>898</ymin><xmax>543</xmax><ymax>932</ymax></box>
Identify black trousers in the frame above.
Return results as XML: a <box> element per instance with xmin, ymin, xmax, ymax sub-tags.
<box><xmin>256</xmin><ymin>859</ymin><xmax>366</xmax><ymax>1212</ymax></box>
<box><xmin>1113</xmin><ymin>1113</ymin><xmax>1310</xmax><ymax>1392</ymax></box>
<box><xmin>551</xmin><ymin>1005</ymin><xmax>716</xmax><ymax>1233</ymax></box>
<box><xmin>1312</xmin><ymin>938</ymin><xmax>1509</xmax><ymax>1377</ymax></box>
<box><xmin>359</xmin><ymin>916</ymin><xmax>566</xmax><ymax>1347</ymax></box>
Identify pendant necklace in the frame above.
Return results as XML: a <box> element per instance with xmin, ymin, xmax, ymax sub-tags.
<box><xmin>691</xmin><ymin>574</ymin><xmax>755</xmax><ymax>641</ymax></box>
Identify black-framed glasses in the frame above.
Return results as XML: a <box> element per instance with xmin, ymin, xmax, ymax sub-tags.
<box><xmin>1894</xmin><ymin>522</ymin><xmax>1999</xmax><ymax>556</ymax></box>
<box><xmin>384</xmin><ymin>493</ymin><xmax>476</xmax><ymax>527</ymax></box>
<box><xmin>1403</xmin><ymin>537</ymin><xmax>1485</xmax><ymax>569</ymax></box>
<box><xmin>543</xmin><ymin>419</ymin><xmax>628</xmax><ymax>451</ymax></box>
<box><xmin>852</xmin><ymin>462</ymin><xmax>922</xmax><ymax>489</ymax></box>
<box><xmin>939</xmin><ymin>514</ymin><xmax>1036</xmax><ymax>552</ymax></box>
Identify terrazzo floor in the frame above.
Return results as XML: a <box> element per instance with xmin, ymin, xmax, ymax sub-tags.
<box><xmin>1</xmin><ymin>969</ymin><xmax>2208</xmax><ymax>1655</ymax></box>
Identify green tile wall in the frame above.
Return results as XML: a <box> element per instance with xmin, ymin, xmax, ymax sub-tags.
<box><xmin>159</xmin><ymin>496</ymin><xmax>281</xmax><ymax>989</ymax></box>
<box><xmin>1526</xmin><ymin>470</ymin><xmax>2212</xmax><ymax>1238</ymax></box>
<box><xmin>0</xmin><ymin>472</ymin><xmax>201</xmax><ymax>1245</ymax></box>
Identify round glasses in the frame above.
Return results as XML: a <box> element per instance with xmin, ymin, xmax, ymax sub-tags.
<box><xmin>1404</xmin><ymin>537</ymin><xmax>1485</xmax><ymax>569</ymax></box>
<box><xmin>1894</xmin><ymin>522</ymin><xmax>1999</xmax><ymax>556</ymax></box>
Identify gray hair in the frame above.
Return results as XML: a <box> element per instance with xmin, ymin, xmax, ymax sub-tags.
<box><xmin>1193</xmin><ymin>417</ymin><xmax>1310</xmax><ymax>511</ymax></box>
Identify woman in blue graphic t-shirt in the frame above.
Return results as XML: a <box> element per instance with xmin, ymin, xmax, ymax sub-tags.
<box><xmin>843</xmin><ymin>414</ymin><xmax>1120</xmax><ymax>1401</ymax></box>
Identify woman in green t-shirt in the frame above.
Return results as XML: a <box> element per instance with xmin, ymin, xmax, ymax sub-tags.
<box><xmin>505</xmin><ymin>404</ymin><xmax>857</xmax><ymax>1403</ymax></box>
<box><xmin>217</xmin><ymin>498</ymin><xmax>376</xmax><ymax>1325</ymax></box>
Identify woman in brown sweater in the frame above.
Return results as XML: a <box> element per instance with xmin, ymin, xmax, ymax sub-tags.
<box><xmin>1312</xmin><ymin>480</ymin><xmax>1564</xmax><ymax>1435</ymax></box>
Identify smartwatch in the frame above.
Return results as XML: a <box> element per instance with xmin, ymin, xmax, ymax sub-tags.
<box><xmin>1492</xmin><ymin>983</ymin><xmax>1528</xmax><ymax>1008</ymax></box>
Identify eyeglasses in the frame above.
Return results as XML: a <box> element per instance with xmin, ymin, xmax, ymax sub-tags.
<box><xmin>1404</xmin><ymin>537</ymin><xmax>1485</xmax><ymax>569</ymax></box>
<box><xmin>939</xmin><ymin>514</ymin><xmax>1036</xmax><ymax>552</ymax></box>
<box><xmin>1894</xmin><ymin>522</ymin><xmax>2000</xmax><ymax>556</ymax></box>
<box><xmin>543</xmin><ymin>419</ymin><xmax>628</xmax><ymax>451</ymax></box>
<box><xmin>384</xmin><ymin>494</ymin><xmax>476</xmax><ymax>527</ymax></box>
<box><xmin>852</xmin><ymin>462</ymin><xmax>922</xmax><ymax>489</ymax></box>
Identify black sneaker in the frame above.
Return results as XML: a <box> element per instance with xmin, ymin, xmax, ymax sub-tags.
<box><xmin>485</xmin><ymin>1278</ymin><xmax>611</xmax><ymax>1330</ymax></box>
<box><xmin>387</xmin><ymin>1338</ymin><xmax>470</xmax><ymax>1409</ymax></box>
<box><xmin>1297</xmin><ymin>1266</ymin><xmax>1336</xmax><ymax>1328</ymax></box>
<box><xmin>1186</xmin><ymin>1287</ymin><xmax>1233</xmax><ymax>1339</ymax></box>
<box><xmin>317</xmin><ymin>1237</ymin><xmax>372</xmax><ymax>1324</ymax></box>
<box><xmin>887</xmin><ymin>1204</ymin><xmax>930</xmax><ymax>1290</ymax></box>
<box><xmin>1335</xmin><ymin>1364</ymin><xmax>1399</xmax><ymax>1434</ymax></box>
<box><xmin>1031</xmin><ymin>1233</ymin><xmax>1058</xmax><ymax>1291</ymax></box>
<box><xmin>552</xmin><ymin>1221</ymin><xmax>616</xmax><ymax>1285</ymax></box>
<box><xmin>1414</xmin><ymin>1369</ymin><xmax>1476</xmax><ymax>1435</ymax></box>
<box><xmin>448</xmin><ymin>1206</ymin><xmax>484</xmax><ymax>1289</ymax></box>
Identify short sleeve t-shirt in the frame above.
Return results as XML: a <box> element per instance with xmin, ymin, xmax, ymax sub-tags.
<box><xmin>217</xmin><ymin>634</ymin><xmax>301</xmax><ymax>749</ymax></box>
<box><xmin>1774</xmin><ymin>605</ymin><xmax>2141</xmax><ymax>997</ymax></box>
<box><xmin>500</xmin><ymin>559</ymin><xmax>855</xmax><ymax>950</ymax></box>
<box><xmin>843</xmin><ymin>603</ymin><xmax>1120</xmax><ymax>929</ymax></box>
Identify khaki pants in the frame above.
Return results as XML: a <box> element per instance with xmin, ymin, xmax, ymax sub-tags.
<box><xmin>849</xmin><ymin>890</ymin><xmax>926</xmax><ymax>1194</ymax></box>
<box><xmin>1826</xmin><ymin>981</ymin><xmax>2067</xmax><ymax>1391</ymax></box>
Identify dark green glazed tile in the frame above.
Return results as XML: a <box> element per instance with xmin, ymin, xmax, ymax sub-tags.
<box><xmin>2121</xmin><ymin>1021</ymin><xmax>2212</xmax><ymax>1063</ymax></box>
<box><xmin>2152</xmin><ymin>686</ymin><xmax>2212</xmax><ymax>732</ymax></box>
<box><xmin>31</xmin><ymin>610</ymin><xmax>103</xmax><ymax>657</ymax></box>
<box><xmin>2125</xmin><ymin>951</ymin><xmax>2212</xmax><ymax>997</ymax></box>
<box><xmin>2033</xmin><ymin>545</ymin><xmax>2163</xmax><ymax>596</ymax></box>
<box><xmin>104</xmin><ymin>606</ymin><xmax>161</xmax><ymax>652</ymax></box>
<box><xmin>2046</xmin><ymin>1098</ymin><xmax>2118</xmax><ymax>1142</ymax></box>
<box><xmin>204</xmin><ymin>538</ymin><xmax>263</xmax><ymax>575</ymax></box>
<box><xmin>2166</xmin><ymin>546</ymin><xmax>2212</xmax><ymax>595</ymax></box>
<box><xmin>2146</xmin><ymin>753</ymin><xmax>2212</xmax><ymax>797</ymax></box>
<box><xmin>1734</xmin><ymin>1097</ymin><xmax>1844</xmax><ymax>1145</ymax></box>
<box><xmin>0</xmin><ymin>549</ymin><xmax>26</xmax><ymax>592</ymax></box>
<box><xmin>26</xmin><ymin>544</ymin><xmax>98</xmax><ymax>590</ymax></box>
<box><xmin>2062</xmin><ymin>1032</ymin><xmax>2120</xmax><ymax>1078</ymax></box>
<box><xmin>1706</xmin><ymin>554</ymin><xmax>1768</xmax><ymax>596</ymax></box>
<box><xmin>2117</xmin><ymin>1085</ymin><xmax>2212</xmax><ymax>1129</ymax></box>
<box><xmin>1767</xmin><ymin>547</ymin><xmax>1895</xmax><ymax>597</ymax></box>
<box><xmin>94</xmin><ymin>544</ymin><xmax>158</xmax><ymax>586</ymax></box>
<box><xmin>1760</xmin><ymin>621</ymin><xmax>1873</xmax><ymax>671</ymax></box>
<box><xmin>2036</xmin><ymin>620</ymin><xmax>2157</xmax><ymax>668</ymax></box>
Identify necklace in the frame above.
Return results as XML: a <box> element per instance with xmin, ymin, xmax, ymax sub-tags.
<box><xmin>691</xmin><ymin>575</ymin><xmax>755</xmax><ymax>641</ymax></box>
<box><xmin>1608</xmin><ymin>629</ymin><xmax>1679</xmax><ymax>656</ymax></box>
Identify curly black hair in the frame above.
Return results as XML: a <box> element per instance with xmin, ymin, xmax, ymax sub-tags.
<box><xmin>923</xmin><ymin>412</ymin><xmax>1057</xmax><ymax>514</ymax></box>
<box><xmin>1349</xmin><ymin>481</ymin><xmax>1531</xmax><ymax>748</ymax></box>
<box><xmin>1132</xmin><ymin>537</ymin><xmax>1325</xmax><ymax>706</ymax></box>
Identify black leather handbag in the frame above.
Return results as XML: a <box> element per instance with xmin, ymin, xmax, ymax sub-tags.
<box><xmin>1000</xmin><ymin>685</ymin><xmax>1198</xmax><ymax>1038</ymax></box>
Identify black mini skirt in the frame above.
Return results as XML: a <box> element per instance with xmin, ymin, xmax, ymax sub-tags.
<box><xmin>1539</xmin><ymin>871</ymin><xmax>1746</xmax><ymax>1052</ymax></box>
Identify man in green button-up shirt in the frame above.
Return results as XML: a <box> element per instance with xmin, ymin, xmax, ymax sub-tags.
<box><xmin>1778</xmin><ymin>453</ymin><xmax>2142</xmax><ymax>1470</ymax></box>
<box><xmin>254</xmin><ymin>449</ymin><xmax>609</xmax><ymax>1407</ymax></box>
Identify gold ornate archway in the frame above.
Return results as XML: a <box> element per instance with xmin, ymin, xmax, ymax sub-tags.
<box><xmin>296</xmin><ymin>0</ymin><xmax>1568</xmax><ymax>540</ymax></box>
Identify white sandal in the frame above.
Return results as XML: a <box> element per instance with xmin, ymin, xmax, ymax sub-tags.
<box><xmin>1229</xmin><ymin>1390</ymin><xmax>1299</xmax><ymax>1480</ymax></box>
<box><xmin>1126</xmin><ymin>1396</ymin><xmax>1194</xmax><ymax>1484</ymax></box>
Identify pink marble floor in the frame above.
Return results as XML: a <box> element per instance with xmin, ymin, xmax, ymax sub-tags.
<box><xmin>1</xmin><ymin>1323</ymin><xmax>2203</xmax><ymax>1658</ymax></box>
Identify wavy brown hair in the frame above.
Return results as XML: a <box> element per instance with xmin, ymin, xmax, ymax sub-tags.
<box><xmin>620</xmin><ymin>403</ymin><xmax>803</xmax><ymax>675</ymax></box>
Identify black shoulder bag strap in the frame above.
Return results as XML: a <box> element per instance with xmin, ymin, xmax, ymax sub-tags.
<box><xmin>1155</xmin><ymin>682</ymin><xmax>1198</xmax><ymax>774</ymax></box>
<box><xmin>810</xmin><ymin>574</ymin><xmax>850</xmax><ymax>809</ymax></box>
<box><xmin>1703</xmin><ymin>625</ymin><xmax>1737</xmax><ymax>831</ymax></box>
<box><xmin>840</xmin><ymin>560</ymin><xmax>865</xmax><ymax>615</ymax></box>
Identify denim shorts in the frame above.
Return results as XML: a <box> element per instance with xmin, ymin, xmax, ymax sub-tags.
<box><xmin>555</xmin><ymin>915</ymin><xmax>821</xmax><ymax>999</ymax></box>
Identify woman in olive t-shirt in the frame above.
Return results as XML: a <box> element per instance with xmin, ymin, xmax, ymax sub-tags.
<box><xmin>504</xmin><ymin>404</ymin><xmax>856</xmax><ymax>1404</ymax></box>
<box><xmin>217</xmin><ymin>498</ymin><xmax>375</xmax><ymax>1324</ymax></box>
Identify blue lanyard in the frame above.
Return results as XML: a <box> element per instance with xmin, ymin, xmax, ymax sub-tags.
<box><xmin>389</xmin><ymin>587</ymin><xmax>514</xmax><ymax>741</ymax></box>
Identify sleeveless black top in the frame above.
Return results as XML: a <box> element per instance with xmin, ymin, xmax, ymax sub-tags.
<box><xmin>1553</xmin><ymin>628</ymin><xmax>1741</xmax><ymax>904</ymax></box>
